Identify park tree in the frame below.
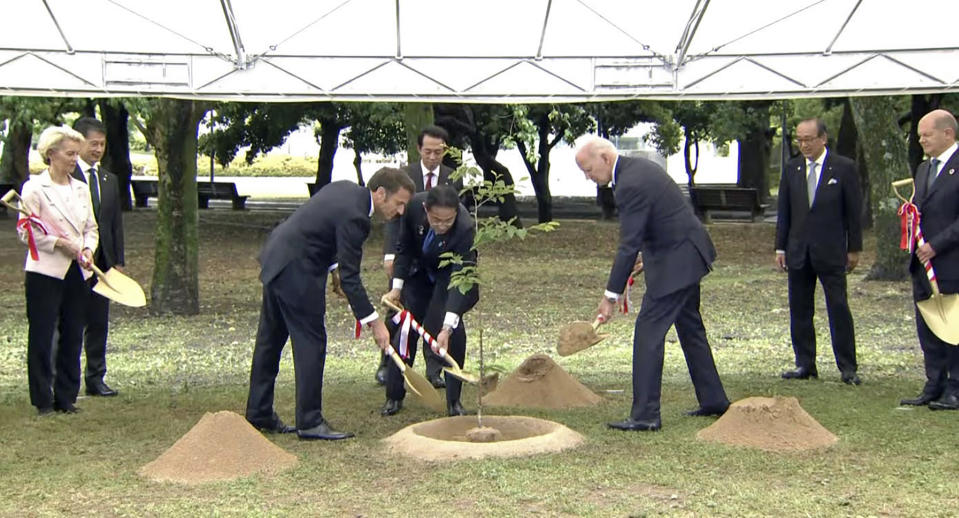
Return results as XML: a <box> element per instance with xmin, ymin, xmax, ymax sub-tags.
<box><xmin>511</xmin><ymin>104</ymin><xmax>594</xmax><ymax>223</ymax></box>
<box><xmin>435</xmin><ymin>103</ymin><xmax>522</xmax><ymax>224</ymax></box>
<box><xmin>140</xmin><ymin>98</ymin><xmax>210</xmax><ymax>315</ymax></box>
<box><xmin>0</xmin><ymin>96</ymin><xmax>84</xmax><ymax>185</ymax></box>
<box><xmin>97</xmin><ymin>99</ymin><xmax>135</xmax><ymax>210</ymax></box>
<box><xmin>341</xmin><ymin>103</ymin><xmax>406</xmax><ymax>185</ymax></box>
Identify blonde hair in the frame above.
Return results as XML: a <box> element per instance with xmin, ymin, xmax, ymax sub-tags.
<box><xmin>36</xmin><ymin>125</ymin><xmax>85</xmax><ymax>165</ymax></box>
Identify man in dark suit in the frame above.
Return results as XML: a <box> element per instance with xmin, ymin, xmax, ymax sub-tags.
<box><xmin>901</xmin><ymin>109</ymin><xmax>959</xmax><ymax>410</ymax></box>
<box><xmin>72</xmin><ymin>117</ymin><xmax>124</xmax><ymax>397</ymax></box>
<box><xmin>775</xmin><ymin>118</ymin><xmax>863</xmax><ymax>385</ymax></box>
<box><xmin>378</xmin><ymin>125</ymin><xmax>462</xmax><ymax>388</ymax></box>
<box><xmin>576</xmin><ymin>138</ymin><xmax>730</xmax><ymax>432</ymax></box>
<box><xmin>245</xmin><ymin>168</ymin><xmax>414</xmax><ymax>440</ymax></box>
<box><xmin>381</xmin><ymin>185</ymin><xmax>478</xmax><ymax>417</ymax></box>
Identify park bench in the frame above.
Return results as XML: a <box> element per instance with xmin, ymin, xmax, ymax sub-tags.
<box><xmin>131</xmin><ymin>179</ymin><xmax>159</xmax><ymax>207</ymax></box>
<box><xmin>198</xmin><ymin>181</ymin><xmax>249</xmax><ymax>210</ymax></box>
<box><xmin>690</xmin><ymin>185</ymin><xmax>767</xmax><ymax>222</ymax></box>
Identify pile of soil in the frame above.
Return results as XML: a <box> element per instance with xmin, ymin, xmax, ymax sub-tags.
<box><xmin>140</xmin><ymin>411</ymin><xmax>298</xmax><ymax>484</ymax></box>
<box><xmin>384</xmin><ymin>415</ymin><xmax>584</xmax><ymax>461</ymax></box>
<box><xmin>482</xmin><ymin>353</ymin><xmax>601</xmax><ymax>409</ymax></box>
<box><xmin>697</xmin><ymin>397</ymin><xmax>838</xmax><ymax>452</ymax></box>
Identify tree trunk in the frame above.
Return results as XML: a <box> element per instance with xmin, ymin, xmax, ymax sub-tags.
<box><xmin>147</xmin><ymin>99</ymin><xmax>205</xmax><ymax>315</ymax></box>
<box><xmin>0</xmin><ymin>121</ymin><xmax>32</xmax><ymax>186</ymax></box>
<box><xmin>737</xmin><ymin>106</ymin><xmax>772</xmax><ymax>200</ymax></box>
<box><xmin>98</xmin><ymin>100</ymin><xmax>134</xmax><ymax>210</ymax></box>
<box><xmin>849</xmin><ymin>96</ymin><xmax>910</xmax><ymax>281</ymax></box>
<box><xmin>404</xmin><ymin>103</ymin><xmax>433</xmax><ymax>165</ymax></box>
<box><xmin>314</xmin><ymin>123</ymin><xmax>341</xmax><ymax>188</ymax></box>
<box><xmin>470</xmin><ymin>134</ymin><xmax>521</xmax><ymax>225</ymax></box>
<box><xmin>353</xmin><ymin>151</ymin><xmax>365</xmax><ymax>186</ymax></box>
<box><xmin>518</xmin><ymin>113</ymin><xmax>554</xmax><ymax>223</ymax></box>
<box><xmin>837</xmin><ymin>99</ymin><xmax>872</xmax><ymax>227</ymax></box>
<box><xmin>684</xmin><ymin>131</ymin><xmax>703</xmax><ymax>217</ymax></box>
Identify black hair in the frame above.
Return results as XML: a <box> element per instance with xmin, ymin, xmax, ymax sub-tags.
<box><xmin>424</xmin><ymin>184</ymin><xmax>459</xmax><ymax>210</ymax></box>
<box><xmin>73</xmin><ymin>117</ymin><xmax>106</xmax><ymax>139</ymax></box>
<box><xmin>417</xmin><ymin>125</ymin><xmax>449</xmax><ymax>147</ymax></box>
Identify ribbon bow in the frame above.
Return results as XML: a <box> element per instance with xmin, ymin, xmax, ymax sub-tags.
<box><xmin>898</xmin><ymin>201</ymin><xmax>921</xmax><ymax>253</ymax></box>
<box><xmin>17</xmin><ymin>214</ymin><xmax>51</xmax><ymax>261</ymax></box>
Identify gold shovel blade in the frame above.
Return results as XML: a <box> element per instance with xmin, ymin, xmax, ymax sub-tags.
<box><xmin>93</xmin><ymin>268</ymin><xmax>146</xmax><ymax>307</ymax></box>
<box><xmin>557</xmin><ymin>320</ymin><xmax>606</xmax><ymax>357</ymax></box>
<box><xmin>386</xmin><ymin>348</ymin><xmax>446</xmax><ymax>412</ymax></box>
<box><xmin>917</xmin><ymin>294</ymin><xmax>959</xmax><ymax>345</ymax></box>
<box><xmin>442</xmin><ymin>366</ymin><xmax>480</xmax><ymax>384</ymax></box>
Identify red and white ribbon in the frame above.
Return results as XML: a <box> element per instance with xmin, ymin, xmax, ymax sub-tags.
<box><xmin>390</xmin><ymin>309</ymin><xmax>438</xmax><ymax>359</ymax></box>
<box><xmin>621</xmin><ymin>276</ymin><xmax>634</xmax><ymax>314</ymax></box>
<box><xmin>898</xmin><ymin>200</ymin><xmax>937</xmax><ymax>287</ymax></box>
<box><xmin>16</xmin><ymin>214</ymin><xmax>51</xmax><ymax>261</ymax></box>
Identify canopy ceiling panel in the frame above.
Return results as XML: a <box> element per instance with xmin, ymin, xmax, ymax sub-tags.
<box><xmin>1</xmin><ymin>0</ymin><xmax>956</xmax><ymax>101</ymax></box>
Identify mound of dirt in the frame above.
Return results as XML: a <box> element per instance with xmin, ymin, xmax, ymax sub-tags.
<box><xmin>140</xmin><ymin>410</ymin><xmax>297</xmax><ymax>484</ymax></box>
<box><xmin>482</xmin><ymin>353</ymin><xmax>601</xmax><ymax>409</ymax></box>
<box><xmin>697</xmin><ymin>396</ymin><xmax>838</xmax><ymax>452</ymax></box>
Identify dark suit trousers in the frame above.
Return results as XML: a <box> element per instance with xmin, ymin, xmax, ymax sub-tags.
<box><xmin>629</xmin><ymin>283</ymin><xmax>728</xmax><ymax>421</ymax></box>
<box><xmin>25</xmin><ymin>264</ymin><xmax>88</xmax><ymax>410</ymax></box>
<box><xmin>912</xmin><ymin>277</ymin><xmax>959</xmax><ymax>396</ymax></box>
<box><xmin>386</xmin><ymin>271</ymin><xmax>466</xmax><ymax>407</ymax></box>
<box><xmin>787</xmin><ymin>257</ymin><xmax>857</xmax><ymax>373</ymax></box>
<box><xmin>82</xmin><ymin>288</ymin><xmax>110</xmax><ymax>384</ymax></box>
<box><xmin>246</xmin><ymin>262</ymin><xmax>328</xmax><ymax>430</ymax></box>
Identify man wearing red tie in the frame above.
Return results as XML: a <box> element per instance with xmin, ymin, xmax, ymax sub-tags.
<box><xmin>378</xmin><ymin>125</ymin><xmax>461</xmax><ymax>388</ymax></box>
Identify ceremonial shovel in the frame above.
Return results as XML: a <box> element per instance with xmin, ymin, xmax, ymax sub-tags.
<box><xmin>892</xmin><ymin>178</ymin><xmax>959</xmax><ymax>345</ymax></box>
<box><xmin>380</xmin><ymin>296</ymin><xmax>480</xmax><ymax>384</ymax></box>
<box><xmin>383</xmin><ymin>344</ymin><xmax>446</xmax><ymax>412</ymax></box>
<box><xmin>2</xmin><ymin>189</ymin><xmax>146</xmax><ymax>308</ymax></box>
<box><xmin>557</xmin><ymin>316</ymin><xmax>606</xmax><ymax>356</ymax></box>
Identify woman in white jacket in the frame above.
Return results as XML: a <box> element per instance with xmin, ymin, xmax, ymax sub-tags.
<box><xmin>18</xmin><ymin>126</ymin><xmax>97</xmax><ymax>416</ymax></box>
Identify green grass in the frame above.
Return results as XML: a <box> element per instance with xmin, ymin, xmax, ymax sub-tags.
<box><xmin>0</xmin><ymin>210</ymin><xmax>955</xmax><ymax>517</ymax></box>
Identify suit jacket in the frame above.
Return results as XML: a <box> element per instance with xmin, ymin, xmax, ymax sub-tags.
<box><xmin>259</xmin><ymin>180</ymin><xmax>375</xmax><ymax>318</ymax></box>
<box><xmin>383</xmin><ymin>162</ymin><xmax>460</xmax><ymax>256</ymax></box>
<box><xmin>609</xmin><ymin>156</ymin><xmax>716</xmax><ymax>298</ymax></box>
<box><xmin>911</xmin><ymin>146</ymin><xmax>959</xmax><ymax>294</ymax></box>
<box><xmin>18</xmin><ymin>171</ymin><xmax>98</xmax><ymax>280</ymax></box>
<box><xmin>775</xmin><ymin>150</ymin><xmax>863</xmax><ymax>272</ymax></box>
<box><xmin>393</xmin><ymin>192</ymin><xmax>478</xmax><ymax>315</ymax></box>
<box><xmin>72</xmin><ymin>164</ymin><xmax>124</xmax><ymax>270</ymax></box>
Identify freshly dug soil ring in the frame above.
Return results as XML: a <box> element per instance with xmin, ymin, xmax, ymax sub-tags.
<box><xmin>483</xmin><ymin>353</ymin><xmax>601</xmax><ymax>409</ymax></box>
<box><xmin>384</xmin><ymin>415</ymin><xmax>584</xmax><ymax>461</ymax></box>
<box><xmin>140</xmin><ymin>411</ymin><xmax>297</xmax><ymax>484</ymax></box>
<box><xmin>465</xmin><ymin>426</ymin><xmax>502</xmax><ymax>443</ymax></box>
<box><xmin>697</xmin><ymin>396</ymin><xmax>838</xmax><ymax>452</ymax></box>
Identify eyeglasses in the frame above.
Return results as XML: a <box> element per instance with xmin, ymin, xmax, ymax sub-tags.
<box><xmin>793</xmin><ymin>136</ymin><xmax>823</xmax><ymax>144</ymax></box>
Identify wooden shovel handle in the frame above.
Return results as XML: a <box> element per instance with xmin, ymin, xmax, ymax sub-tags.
<box><xmin>591</xmin><ymin>316</ymin><xmax>605</xmax><ymax>330</ymax></box>
<box><xmin>380</xmin><ymin>295</ymin><xmax>403</xmax><ymax>313</ymax></box>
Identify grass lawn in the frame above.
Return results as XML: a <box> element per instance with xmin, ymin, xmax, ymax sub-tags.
<box><xmin>0</xmin><ymin>209</ymin><xmax>955</xmax><ymax>517</ymax></box>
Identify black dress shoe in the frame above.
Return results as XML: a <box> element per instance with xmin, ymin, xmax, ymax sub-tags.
<box><xmin>297</xmin><ymin>421</ymin><xmax>355</xmax><ymax>441</ymax></box>
<box><xmin>685</xmin><ymin>402</ymin><xmax>730</xmax><ymax>417</ymax></box>
<box><xmin>928</xmin><ymin>393</ymin><xmax>959</xmax><ymax>411</ymax></box>
<box><xmin>900</xmin><ymin>391</ymin><xmax>941</xmax><ymax>406</ymax></box>
<box><xmin>381</xmin><ymin>399</ymin><xmax>403</xmax><ymax>416</ymax></box>
<box><xmin>840</xmin><ymin>372</ymin><xmax>862</xmax><ymax>385</ymax></box>
<box><xmin>85</xmin><ymin>380</ymin><xmax>118</xmax><ymax>397</ymax></box>
<box><xmin>607</xmin><ymin>418</ymin><xmax>661</xmax><ymax>431</ymax></box>
<box><xmin>427</xmin><ymin>373</ymin><xmax>446</xmax><ymax>389</ymax></box>
<box><xmin>447</xmin><ymin>401</ymin><xmax>465</xmax><ymax>416</ymax></box>
<box><xmin>254</xmin><ymin>418</ymin><xmax>296</xmax><ymax>434</ymax></box>
<box><xmin>781</xmin><ymin>367</ymin><xmax>818</xmax><ymax>380</ymax></box>
<box><xmin>53</xmin><ymin>403</ymin><xmax>81</xmax><ymax>414</ymax></box>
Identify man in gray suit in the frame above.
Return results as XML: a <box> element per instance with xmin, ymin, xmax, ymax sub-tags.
<box><xmin>246</xmin><ymin>168</ymin><xmax>414</xmax><ymax>440</ymax></box>
<box><xmin>576</xmin><ymin>138</ymin><xmax>730</xmax><ymax>432</ymax></box>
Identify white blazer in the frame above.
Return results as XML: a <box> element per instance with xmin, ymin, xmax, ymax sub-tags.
<box><xmin>17</xmin><ymin>170</ymin><xmax>99</xmax><ymax>280</ymax></box>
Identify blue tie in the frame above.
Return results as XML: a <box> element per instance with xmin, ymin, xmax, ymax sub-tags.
<box><xmin>422</xmin><ymin>228</ymin><xmax>435</xmax><ymax>255</ymax></box>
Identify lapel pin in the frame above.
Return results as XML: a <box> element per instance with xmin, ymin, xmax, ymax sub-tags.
<box><xmin>949</xmin><ymin>169</ymin><xmax>955</xmax><ymax>175</ymax></box>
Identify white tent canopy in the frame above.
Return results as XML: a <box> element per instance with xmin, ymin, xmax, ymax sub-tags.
<box><xmin>3</xmin><ymin>0</ymin><xmax>958</xmax><ymax>102</ymax></box>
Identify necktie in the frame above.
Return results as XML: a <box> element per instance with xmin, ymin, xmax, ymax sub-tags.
<box><xmin>806</xmin><ymin>161</ymin><xmax>817</xmax><ymax>208</ymax></box>
<box><xmin>88</xmin><ymin>167</ymin><xmax>101</xmax><ymax>218</ymax></box>
<box><xmin>425</xmin><ymin>171</ymin><xmax>434</xmax><ymax>191</ymax></box>
<box><xmin>927</xmin><ymin>158</ymin><xmax>940</xmax><ymax>191</ymax></box>
<box><xmin>422</xmin><ymin>228</ymin><xmax>435</xmax><ymax>255</ymax></box>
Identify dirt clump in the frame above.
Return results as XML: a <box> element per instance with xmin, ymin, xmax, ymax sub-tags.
<box><xmin>697</xmin><ymin>396</ymin><xmax>838</xmax><ymax>452</ymax></box>
<box><xmin>465</xmin><ymin>426</ymin><xmax>502</xmax><ymax>442</ymax></box>
<box><xmin>140</xmin><ymin>410</ymin><xmax>297</xmax><ymax>484</ymax></box>
<box><xmin>482</xmin><ymin>354</ymin><xmax>601</xmax><ymax>409</ymax></box>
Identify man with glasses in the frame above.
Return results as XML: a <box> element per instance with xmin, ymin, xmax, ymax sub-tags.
<box><xmin>775</xmin><ymin>118</ymin><xmax>863</xmax><ymax>385</ymax></box>
<box><xmin>378</xmin><ymin>125</ymin><xmax>462</xmax><ymax>388</ymax></box>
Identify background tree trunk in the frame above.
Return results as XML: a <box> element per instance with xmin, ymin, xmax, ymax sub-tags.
<box><xmin>0</xmin><ymin>121</ymin><xmax>32</xmax><ymax>187</ymax></box>
<box><xmin>737</xmin><ymin>102</ymin><xmax>771</xmax><ymax>199</ymax></box>
<box><xmin>353</xmin><ymin>152</ymin><xmax>365</xmax><ymax>186</ymax></box>
<box><xmin>314</xmin><ymin>124</ymin><xmax>341</xmax><ymax>188</ymax></box>
<box><xmin>849</xmin><ymin>96</ymin><xmax>910</xmax><ymax>281</ymax></box>
<box><xmin>147</xmin><ymin>99</ymin><xmax>205</xmax><ymax>315</ymax></box>
<box><xmin>470</xmin><ymin>135</ymin><xmax>520</xmax><ymax>224</ymax></box>
<box><xmin>404</xmin><ymin>103</ymin><xmax>433</xmax><ymax>165</ymax></box>
<box><xmin>98</xmin><ymin>100</ymin><xmax>134</xmax><ymax>210</ymax></box>
<box><xmin>836</xmin><ymin>99</ymin><xmax>872</xmax><ymax>227</ymax></box>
